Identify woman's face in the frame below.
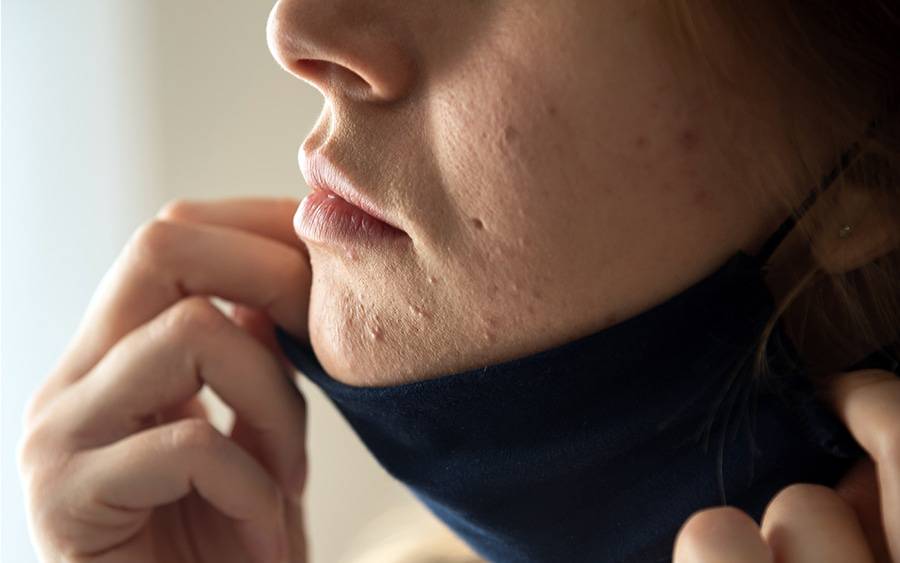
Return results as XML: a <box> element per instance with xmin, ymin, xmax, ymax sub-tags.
<box><xmin>267</xmin><ymin>0</ymin><xmax>794</xmax><ymax>385</ymax></box>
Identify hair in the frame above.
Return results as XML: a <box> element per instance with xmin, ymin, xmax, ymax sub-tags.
<box><xmin>663</xmin><ymin>2</ymin><xmax>900</xmax><ymax>382</ymax></box>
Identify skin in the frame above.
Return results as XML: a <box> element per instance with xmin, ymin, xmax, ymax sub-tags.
<box><xmin>16</xmin><ymin>1</ymin><xmax>900</xmax><ymax>562</ymax></box>
<box><xmin>267</xmin><ymin>0</ymin><xmax>812</xmax><ymax>385</ymax></box>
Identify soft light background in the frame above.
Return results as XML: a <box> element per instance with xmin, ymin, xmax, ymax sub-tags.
<box><xmin>2</xmin><ymin>1</ymin><xmax>447</xmax><ymax>561</ymax></box>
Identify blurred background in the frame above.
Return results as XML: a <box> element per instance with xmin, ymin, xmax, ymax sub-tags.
<box><xmin>2</xmin><ymin>1</ymin><xmax>475</xmax><ymax>561</ymax></box>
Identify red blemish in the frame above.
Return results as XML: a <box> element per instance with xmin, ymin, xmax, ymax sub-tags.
<box><xmin>680</xmin><ymin>129</ymin><xmax>700</xmax><ymax>151</ymax></box>
<box><xmin>691</xmin><ymin>188</ymin><xmax>711</xmax><ymax>206</ymax></box>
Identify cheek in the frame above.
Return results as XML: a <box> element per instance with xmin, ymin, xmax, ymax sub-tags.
<box><xmin>427</xmin><ymin>69</ymin><xmax>569</xmax><ymax>250</ymax></box>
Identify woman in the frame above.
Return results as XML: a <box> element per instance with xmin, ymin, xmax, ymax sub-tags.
<box><xmin>18</xmin><ymin>1</ymin><xmax>900</xmax><ymax>561</ymax></box>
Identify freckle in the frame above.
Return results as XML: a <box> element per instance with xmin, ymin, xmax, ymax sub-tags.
<box><xmin>502</xmin><ymin>125</ymin><xmax>519</xmax><ymax>143</ymax></box>
<box><xmin>635</xmin><ymin>136</ymin><xmax>649</xmax><ymax>149</ymax></box>
<box><xmin>679</xmin><ymin>129</ymin><xmax>700</xmax><ymax>151</ymax></box>
<box><xmin>471</xmin><ymin>217</ymin><xmax>484</xmax><ymax>230</ymax></box>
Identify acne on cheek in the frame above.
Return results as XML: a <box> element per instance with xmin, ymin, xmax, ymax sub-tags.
<box><xmin>635</xmin><ymin>125</ymin><xmax>717</xmax><ymax>210</ymax></box>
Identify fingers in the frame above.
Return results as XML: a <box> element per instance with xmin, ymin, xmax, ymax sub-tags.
<box><xmin>825</xmin><ymin>368</ymin><xmax>900</xmax><ymax>561</ymax></box>
<box><xmin>674</xmin><ymin>506</ymin><xmax>771</xmax><ymax>563</ymax></box>
<box><xmin>49</xmin><ymin>217</ymin><xmax>311</xmax><ymax>396</ymax></box>
<box><xmin>65</xmin><ymin>418</ymin><xmax>287</xmax><ymax>562</ymax></box>
<box><xmin>675</xmin><ymin>487</ymin><xmax>875</xmax><ymax>563</ymax></box>
<box><xmin>159</xmin><ymin>197</ymin><xmax>305</xmax><ymax>255</ymax></box>
<box><xmin>48</xmin><ymin>296</ymin><xmax>307</xmax><ymax>496</ymax></box>
<box><xmin>760</xmin><ymin>483</ymin><xmax>875</xmax><ymax>563</ymax></box>
<box><xmin>834</xmin><ymin>459</ymin><xmax>891</xmax><ymax>562</ymax></box>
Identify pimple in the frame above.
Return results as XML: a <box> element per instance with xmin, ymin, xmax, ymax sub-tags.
<box><xmin>502</xmin><ymin>125</ymin><xmax>520</xmax><ymax>143</ymax></box>
<box><xmin>471</xmin><ymin>217</ymin><xmax>485</xmax><ymax>230</ymax></box>
<box><xmin>679</xmin><ymin>129</ymin><xmax>700</xmax><ymax>151</ymax></box>
<box><xmin>634</xmin><ymin>136</ymin><xmax>649</xmax><ymax>149</ymax></box>
<box><xmin>408</xmin><ymin>303</ymin><xmax>432</xmax><ymax>320</ymax></box>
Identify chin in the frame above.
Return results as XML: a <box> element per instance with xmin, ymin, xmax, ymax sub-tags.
<box><xmin>304</xmin><ymin>257</ymin><xmax>413</xmax><ymax>386</ymax></box>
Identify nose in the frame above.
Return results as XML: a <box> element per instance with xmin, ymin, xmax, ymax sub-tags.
<box><xmin>266</xmin><ymin>0</ymin><xmax>417</xmax><ymax>104</ymax></box>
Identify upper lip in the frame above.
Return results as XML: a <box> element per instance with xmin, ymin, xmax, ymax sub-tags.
<box><xmin>299</xmin><ymin>150</ymin><xmax>404</xmax><ymax>232</ymax></box>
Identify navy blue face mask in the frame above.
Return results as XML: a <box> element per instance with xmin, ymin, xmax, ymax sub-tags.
<box><xmin>274</xmin><ymin>139</ymin><xmax>899</xmax><ymax>562</ymax></box>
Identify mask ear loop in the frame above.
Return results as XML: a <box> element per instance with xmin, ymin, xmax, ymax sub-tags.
<box><xmin>755</xmin><ymin>138</ymin><xmax>863</xmax><ymax>270</ymax></box>
<box><xmin>753</xmin><ymin>96</ymin><xmax>897</xmax><ymax>271</ymax></box>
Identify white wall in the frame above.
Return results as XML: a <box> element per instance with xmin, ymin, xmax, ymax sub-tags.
<box><xmin>2</xmin><ymin>2</ymin><xmax>434</xmax><ymax>562</ymax></box>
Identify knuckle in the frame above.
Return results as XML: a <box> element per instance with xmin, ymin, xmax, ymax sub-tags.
<box><xmin>127</xmin><ymin>218</ymin><xmax>178</xmax><ymax>266</ymax></box>
<box><xmin>17</xmin><ymin>419</ymin><xmax>59</xmax><ymax>475</ymax></box>
<box><xmin>156</xmin><ymin>198</ymin><xmax>196</xmax><ymax>221</ymax></box>
<box><xmin>166</xmin><ymin>418</ymin><xmax>224</xmax><ymax>454</ymax></box>
<box><xmin>164</xmin><ymin>297</ymin><xmax>229</xmax><ymax>340</ymax></box>
<box><xmin>21</xmin><ymin>388</ymin><xmax>47</xmax><ymax>428</ymax></box>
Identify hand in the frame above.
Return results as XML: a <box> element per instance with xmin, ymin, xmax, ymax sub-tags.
<box><xmin>17</xmin><ymin>198</ymin><xmax>311</xmax><ymax>563</ymax></box>
<box><xmin>673</xmin><ymin>368</ymin><xmax>900</xmax><ymax>563</ymax></box>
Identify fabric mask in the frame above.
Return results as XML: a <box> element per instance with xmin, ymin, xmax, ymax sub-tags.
<box><xmin>274</xmin><ymin>138</ymin><xmax>899</xmax><ymax>562</ymax></box>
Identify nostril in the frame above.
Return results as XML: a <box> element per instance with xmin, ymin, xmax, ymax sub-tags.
<box><xmin>294</xmin><ymin>59</ymin><xmax>373</xmax><ymax>98</ymax></box>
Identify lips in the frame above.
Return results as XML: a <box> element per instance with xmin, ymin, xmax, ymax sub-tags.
<box><xmin>295</xmin><ymin>150</ymin><xmax>408</xmax><ymax>247</ymax></box>
<box><xmin>298</xmin><ymin>150</ymin><xmax>403</xmax><ymax>232</ymax></box>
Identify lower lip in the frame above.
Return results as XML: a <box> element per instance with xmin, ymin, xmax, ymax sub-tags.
<box><xmin>294</xmin><ymin>189</ymin><xmax>407</xmax><ymax>247</ymax></box>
